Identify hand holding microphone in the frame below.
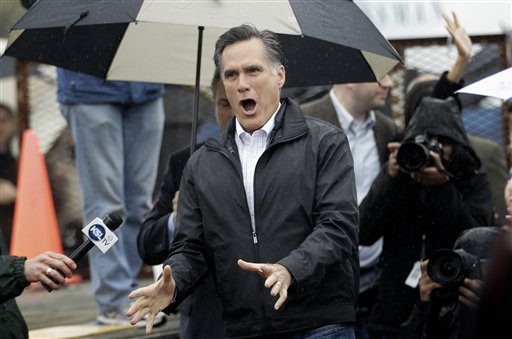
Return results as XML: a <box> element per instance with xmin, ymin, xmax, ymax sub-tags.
<box><xmin>24</xmin><ymin>251</ymin><xmax>76</xmax><ymax>291</ymax></box>
<box><xmin>40</xmin><ymin>212</ymin><xmax>123</xmax><ymax>292</ymax></box>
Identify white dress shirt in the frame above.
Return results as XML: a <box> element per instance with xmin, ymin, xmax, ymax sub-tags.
<box><xmin>235</xmin><ymin>104</ymin><xmax>280</xmax><ymax>233</ymax></box>
<box><xmin>330</xmin><ymin>89</ymin><xmax>383</xmax><ymax>268</ymax></box>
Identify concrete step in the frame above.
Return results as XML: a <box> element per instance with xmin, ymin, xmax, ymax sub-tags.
<box><xmin>16</xmin><ymin>278</ymin><xmax>180</xmax><ymax>339</ymax></box>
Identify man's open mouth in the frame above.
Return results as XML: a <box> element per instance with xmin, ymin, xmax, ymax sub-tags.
<box><xmin>240</xmin><ymin>99</ymin><xmax>256</xmax><ymax>114</ymax></box>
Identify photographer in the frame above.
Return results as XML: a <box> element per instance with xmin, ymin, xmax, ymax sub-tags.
<box><xmin>400</xmin><ymin>226</ymin><xmax>500</xmax><ymax>339</ymax></box>
<box><xmin>358</xmin><ymin>97</ymin><xmax>493</xmax><ymax>339</ymax></box>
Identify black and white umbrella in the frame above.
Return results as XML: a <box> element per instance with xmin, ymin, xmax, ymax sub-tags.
<box><xmin>4</xmin><ymin>0</ymin><xmax>401</xmax><ymax>151</ymax></box>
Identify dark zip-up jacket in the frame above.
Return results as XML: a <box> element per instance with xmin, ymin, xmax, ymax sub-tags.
<box><xmin>163</xmin><ymin>98</ymin><xmax>359</xmax><ymax>338</ymax></box>
<box><xmin>0</xmin><ymin>232</ymin><xmax>29</xmax><ymax>339</ymax></box>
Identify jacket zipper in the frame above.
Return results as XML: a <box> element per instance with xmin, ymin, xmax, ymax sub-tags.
<box><xmin>216</xmin><ymin>139</ymin><xmax>261</xmax><ymax>248</ymax></box>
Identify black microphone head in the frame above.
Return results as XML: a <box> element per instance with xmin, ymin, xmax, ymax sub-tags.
<box><xmin>103</xmin><ymin>212</ymin><xmax>123</xmax><ymax>231</ymax></box>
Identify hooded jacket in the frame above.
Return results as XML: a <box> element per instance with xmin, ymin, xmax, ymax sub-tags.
<box><xmin>359</xmin><ymin>97</ymin><xmax>493</xmax><ymax>334</ymax></box>
<box><xmin>163</xmin><ymin>98</ymin><xmax>359</xmax><ymax>338</ymax></box>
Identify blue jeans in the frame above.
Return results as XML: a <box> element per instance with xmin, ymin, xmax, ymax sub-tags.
<box><xmin>61</xmin><ymin>98</ymin><xmax>164</xmax><ymax>314</ymax></box>
<box><xmin>355</xmin><ymin>318</ymin><xmax>371</xmax><ymax>339</ymax></box>
<box><xmin>273</xmin><ymin>324</ymin><xmax>355</xmax><ymax>339</ymax></box>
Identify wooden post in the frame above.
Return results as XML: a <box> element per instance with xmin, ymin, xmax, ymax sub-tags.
<box><xmin>15</xmin><ymin>59</ymin><xmax>31</xmax><ymax>142</ymax></box>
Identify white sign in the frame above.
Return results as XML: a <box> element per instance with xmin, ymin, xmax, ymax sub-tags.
<box><xmin>457</xmin><ymin>67</ymin><xmax>512</xmax><ymax>100</ymax></box>
<box><xmin>356</xmin><ymin>1</ymin><xmax>512</xmax><ymax>40</ymax></box>
<box><xmin>82</xmin><ymin>217</ymin><xmax>119</xmax><ymax>254</ymax></box>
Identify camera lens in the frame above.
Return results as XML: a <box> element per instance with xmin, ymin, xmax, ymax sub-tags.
<box><xmin>396</xmin><ymin>142</ymin><xmax>430</xmax><ymax>173</ymax></box>
<box><xmin>437</xmin><ymin>258</ymin><xmax>460</xmax><ymax>279</ymax></box>
<box><xmin>428</xmin><ymin>249</ymin><xmax>464</xmax><ymax>285</ymax></box>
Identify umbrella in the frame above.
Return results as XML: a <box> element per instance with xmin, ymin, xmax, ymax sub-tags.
<box><xmin>456</xmin><ymin>67</ymin><xmax>512</xmax><ymax>101</ymax></box>
<box><xmin>4</xmin><ymin>0</ymin><xmax>402</xmax><ymax>152</ymax></box>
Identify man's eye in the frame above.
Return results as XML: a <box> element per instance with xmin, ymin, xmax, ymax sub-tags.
<box><xmin>218</xmin><ymin>100</ymin><xmax>230</xmax><ymax>108</ymax></box>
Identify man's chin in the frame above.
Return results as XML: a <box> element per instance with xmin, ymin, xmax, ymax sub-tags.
<box><xmin>239</xmin><ymin>119</ymin><xmax>263</xmax><ymax>134</ymax></box>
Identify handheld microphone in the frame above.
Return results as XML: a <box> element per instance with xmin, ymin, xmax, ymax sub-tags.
<box><xmin>41</xmin><ymin>212</ymin><xmax>123</xmax><ymax>292</ymax></box>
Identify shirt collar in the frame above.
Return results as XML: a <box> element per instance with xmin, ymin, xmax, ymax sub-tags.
<box><xmin>329</xmin><ymin>88</ymin><xmax>376</xmax><ymax>132</ymax></box>
<box><xmin>235</xmin><ymin>102</ymin><xmax>280</xmax><ymax>141</ymax></box>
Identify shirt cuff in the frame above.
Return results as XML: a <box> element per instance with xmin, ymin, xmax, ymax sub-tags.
<box><xmin>167</xmin><ymin>213</ymin><xmax>176</xmax><ymax>247</ymax></box>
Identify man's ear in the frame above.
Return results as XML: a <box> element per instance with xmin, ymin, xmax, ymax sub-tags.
<box><xmin>277</xmin><ymin>65</ymin><xmax>285</xmax><ymax>89</ymax></box>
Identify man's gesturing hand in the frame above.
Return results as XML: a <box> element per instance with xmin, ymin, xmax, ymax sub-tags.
<box><xmin>127</xmin><ymin>265</ymin><xmax>175</xmax><ymax>334</ymax></box>
<box><xmin>238</xmin><ymin>259</ymin><xmax>293</xmax><ymax>310</ymax></box>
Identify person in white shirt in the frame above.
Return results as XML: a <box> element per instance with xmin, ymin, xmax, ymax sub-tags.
<box><xmin>302</xmin><ymin>77</ymin><xmax>398</xmax><ymax>339</ymax></box>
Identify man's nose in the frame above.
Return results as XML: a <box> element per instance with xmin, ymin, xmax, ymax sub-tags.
<box><xmin>378</xmin><ymin>75</ymin><xmax>392</xmax><ymax>88</ymax></box>
<box><xmin>237</xmin><ymin>74</ymin><xmax>250</xmax><ymax>92</ymax></box>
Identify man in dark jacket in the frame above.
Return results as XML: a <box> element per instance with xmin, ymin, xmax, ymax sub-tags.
<box><xmin>128</xmin><ymin>24</ymin><xmax>359</xmax><ymax>338</ymax></box>
<box><xmin>359</xmin><ymin>97</ymin><xmax>493</xmax><ymax>338</ymax></box>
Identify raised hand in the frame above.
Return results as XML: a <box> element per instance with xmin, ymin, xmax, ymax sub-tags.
<box><xmin>444</xmin><ymin>11</ymin><xmax>472</xmax><ymax>60</ymax></box>
<box><xmin>238</xmin><ymin>259</ymin><xmax>292</xmax><ymax>310</ymax></box>
<box><xmin>443</xmin><ymin>11</ymin><xmax>472</xmax><ymax>83</ymax></box>
<box><xmin>127</xmin><ymin>265</ymin><xmax>176</xmax><ymax>334</ymax></box>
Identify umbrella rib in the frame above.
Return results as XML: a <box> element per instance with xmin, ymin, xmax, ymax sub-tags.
<box><xmin>190</xmin><ymin>26</ymin><xmax>205</xmax><ymax>156</ymax></box>
<box><xmin>63</xmin><ymin>10</ymin><xmax>89</xmax><ymax>45</ymax></box>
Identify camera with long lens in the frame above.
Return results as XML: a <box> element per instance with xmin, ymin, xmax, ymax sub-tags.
<box><xmin>427</xmin><ymin>248</ymin><xmax>483</xmax><ymax>301</ymax></box>
<box><xmin>396</xmin><ymin>134</ymin><xmax>444</xmax><ymax>173</ymax></box>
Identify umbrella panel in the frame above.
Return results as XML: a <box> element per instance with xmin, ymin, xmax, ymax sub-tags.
<box><xmin>282</xmin><ymin>34</ymin><xmax>379</xmax><ymax>87</ymax></box>
<box><xmin>7</xmin><ymin>24</ymin><xmax>127</xmax><ymax>78</ymax></box>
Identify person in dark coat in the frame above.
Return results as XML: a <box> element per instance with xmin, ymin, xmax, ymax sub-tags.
<box><xmin>402</xmin><ymin>12</ymin><xmax>508</xmax><ymax>227</ymax></box>
<box><xmin>359</xmin><ymin>97</ymin><xmax>493</xmax><ymax>338</ymax></box>
<box><xmin>399</xmin><ymin>226</ymin><xmax>500</xmax><ymax>339</ymax></box>
<box><xmin>137</xmin><ymin>71</ymin><xmax>231</xmax><ymax>339</ymax></box>
<box><xmin>404</xmin><ymin>76</ymin><xmax>508</xmax><ymax>227</ymax></box>
<box><xmin>0</xmin><ymin>231</ymin><xmax>76</xmax><ymax>339</ymax></box>
<box><xmin>128</xmin><ymin>24</ymin><xmax>359</xmax><ymax>338</ymax></box>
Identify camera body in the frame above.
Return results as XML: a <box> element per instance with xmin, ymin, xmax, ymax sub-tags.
<box><xmin>396</xmin><ymin>134</ymin><xmax>444</xmax><ymax>173</ymax></box>
<box><xmin>427</xmin><ymin>248</ymin><xmax>483</xmax><ymax>302</ymax></box>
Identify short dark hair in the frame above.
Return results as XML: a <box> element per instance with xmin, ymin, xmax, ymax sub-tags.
<box><xmin>214</xmin><ymin>24</ymin><xmax>286</xmax><ymax>76</ymax></box>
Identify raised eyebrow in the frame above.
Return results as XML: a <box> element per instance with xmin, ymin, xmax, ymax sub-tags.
<box><xmin>245</xmin><ymin>65</ymin><xmax>263</xmax><ymax>72</ymax></box>
<box><xmin>224</xmin><ymin>69</ymin><xmax>238</xmax><ymax>78</ymax></box>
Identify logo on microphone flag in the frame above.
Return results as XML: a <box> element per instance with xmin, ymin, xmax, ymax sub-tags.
<box><xmin>82</xmin><ymin>217</ymin><xmax>118</xmax><ymax>253</ymax></box>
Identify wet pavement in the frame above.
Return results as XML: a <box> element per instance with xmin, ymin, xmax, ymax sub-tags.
<box><xmin>16</xmin><ymin>278</ymin><xmax>181</xmax><ymax>339</ymax></box>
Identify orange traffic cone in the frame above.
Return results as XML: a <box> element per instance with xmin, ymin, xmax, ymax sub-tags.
<box><xmin>10</xmin><ymin>129</ymin><xmax>63</xmax><ymax>258</ymax></box>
